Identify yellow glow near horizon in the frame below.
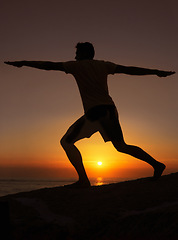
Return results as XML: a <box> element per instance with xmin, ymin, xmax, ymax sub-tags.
<box><xmin>1</xmin><ymin>122</ymin><xmax>178</xmax><ymax>180</ymax></box>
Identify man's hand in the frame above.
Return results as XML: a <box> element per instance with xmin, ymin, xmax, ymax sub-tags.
<box><xmin>4</xmin><ymin>61</ymin><xmax>24</xmax><ymax>68</ymax></box>
<box><xmin>156</xmin><ymin>70</ymin><xmax>175</xmax><ymax>77</ymax></box>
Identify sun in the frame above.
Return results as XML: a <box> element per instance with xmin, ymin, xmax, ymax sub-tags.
<box><xmin>97</xmin><ymin>161</ymin><xmax>102</xmax><ymax>166</ymax></box>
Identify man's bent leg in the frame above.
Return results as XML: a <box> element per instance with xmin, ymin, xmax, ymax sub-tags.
<box><xmin>60</xmin><ymin>116</ymin><xmax>93</xmax><ymax>187</ymax></box>
<box><xmin>60</xmin><ymin>137</ymin><xmax>90</xmax><ymax>187</ymax></box>
<box><xmin>112</xmin><ymin>140</ymin><xmax>165</xmax><ymax>180</ymax></box>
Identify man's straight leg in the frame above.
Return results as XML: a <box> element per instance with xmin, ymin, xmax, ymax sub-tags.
<box><xmin>98</xmin><ymin>106</ymin><xmax>166</xmax><ymax>180</ymax></box>
<box><xmin>112</xmin><ymin>140</ymin><xmax>165</xmax><ymax>179</ymax></box>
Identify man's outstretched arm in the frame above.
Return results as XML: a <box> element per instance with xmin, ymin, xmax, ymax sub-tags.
<box><xmin>115</xmin><ymin>65</ymin><xmax>175</xmax><ymax>77</ymax></box>
<box><xmin>4</xmin><ymin>61</ymin><xmax>65</xmax><ymax>71</ymax></box>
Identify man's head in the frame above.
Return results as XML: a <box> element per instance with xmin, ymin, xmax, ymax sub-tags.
<box><xmin>75</xmin><ymin>42</ymin><xmax>95</xmax><ymax>60</ymax></box>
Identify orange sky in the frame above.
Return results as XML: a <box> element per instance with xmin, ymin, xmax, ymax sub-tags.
<box><xmin>0</xmin><ymin>123</ymin><xmax>177</xmax><ymax>180</ymax></box>
<box><xmin>0</xmin><ymin>0</ymin><xmax>178</xmax><ymax>180</ymax></box>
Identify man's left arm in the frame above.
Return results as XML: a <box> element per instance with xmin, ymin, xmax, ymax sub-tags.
<box><xmin>115</xmin><ymin>64</ymin><xmax>175</xmax><ymax>77</ymax></box>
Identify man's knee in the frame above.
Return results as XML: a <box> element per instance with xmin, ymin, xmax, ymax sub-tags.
<box><xmin>60</xmin><ymin>135</ymin><xmax>74</xmax><ymax>149</ymax></box>
<box><xmin>60</xmin><ymin>136</ymin><xmax>68</xmax><ymax>149</ymax></box>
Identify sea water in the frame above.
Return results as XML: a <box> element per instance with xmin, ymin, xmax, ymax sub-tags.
<box><xmin>0</xmin><ymin>177</ymin><xmax>130</xmax><ymax>197</ymax></box>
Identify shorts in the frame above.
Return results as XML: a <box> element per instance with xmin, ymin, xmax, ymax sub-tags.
<box><xmin>64</xmin><ymin>105</ymin><xmax>124</xmax><ymax>143</ymax></box>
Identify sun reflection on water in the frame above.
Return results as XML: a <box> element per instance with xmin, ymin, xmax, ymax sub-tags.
<box><xmin>96</xmin><ymin>177</ymin><xmax>104</xmax><ymax>186</ymax></box>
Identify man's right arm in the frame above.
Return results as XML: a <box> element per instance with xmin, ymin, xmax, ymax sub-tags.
<box><xmin>4</xmin><ymin>61</ymin><xmax>65</xmax><ymax>71</ymax></box>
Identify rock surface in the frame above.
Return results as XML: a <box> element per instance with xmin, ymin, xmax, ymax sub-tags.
<box><xmin>1</xmin><ymin>172</ymin><xmax>178</xmax><ymax>240</ymax></box>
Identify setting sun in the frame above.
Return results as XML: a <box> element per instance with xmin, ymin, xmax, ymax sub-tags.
<box><xmin>97</xmin><ymin>161</ymin><xmax>102</xmax><ymax>166</ymax></box>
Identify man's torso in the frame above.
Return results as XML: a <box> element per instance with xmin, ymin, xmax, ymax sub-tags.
<box><xmin>63</xmin><ymin>60</ymin><xmax>117</xmax><ymax>112</ymax></box>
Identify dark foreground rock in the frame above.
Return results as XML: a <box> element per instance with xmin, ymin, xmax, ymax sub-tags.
<box><xmin>0</xmin><ymin>172</ymin><xmax>178</xmax><ymax>240</ymax></box>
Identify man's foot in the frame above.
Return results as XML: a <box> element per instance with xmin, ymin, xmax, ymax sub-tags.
<box><xmin>64</xmin><ymin>180</ymin><xmax>91</xmax><ymax>189</ymax></box>
<box><xmin>153</xmin><ymin>163</ymin><xmax>166</xmax><ymax>180</ymax></box>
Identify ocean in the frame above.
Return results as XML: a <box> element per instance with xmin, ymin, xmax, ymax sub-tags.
<box><xmin>0</xmin><ymin>177</ymin><xmax>130</xmax><ymax>197</ymax></box>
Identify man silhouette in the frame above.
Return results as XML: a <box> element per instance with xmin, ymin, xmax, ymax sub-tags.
<box><xmin>5</xmin><ymin>42</ymin><xmax>175</xmax><ymax>187</ymax></box>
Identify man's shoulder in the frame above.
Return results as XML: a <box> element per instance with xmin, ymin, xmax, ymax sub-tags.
<box><xmin>92</xmin><ymin>59</ymin><xmax>111</xmax><ymax>63</ymax></box>
<box><xmin>93</xmin><ymin>59</ymin><xmax>117</xmax><ymax>66</ymax></box>
<box><xmin>93</xmin><ymin>60</ymin><xmax>117</xmax><ymax>73</ymax></box>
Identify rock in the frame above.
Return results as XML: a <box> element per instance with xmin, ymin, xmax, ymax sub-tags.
<box><xmin>1</xmin><ymin>172</ymin><xmax>178</xmax><ymax>240</ymax></box>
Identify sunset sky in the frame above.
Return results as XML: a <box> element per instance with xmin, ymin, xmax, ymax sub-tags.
<box><xmin>1</xmin><ymin>0</ymin><xmax>178</xmax><ymax>180</ymax></box>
